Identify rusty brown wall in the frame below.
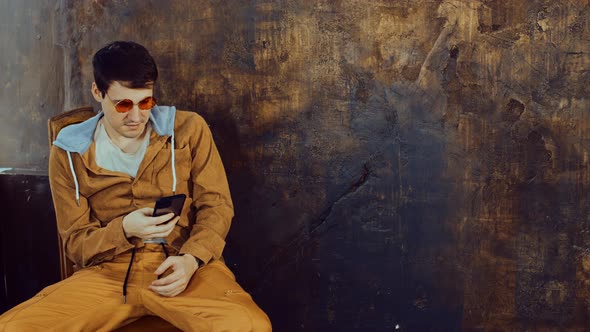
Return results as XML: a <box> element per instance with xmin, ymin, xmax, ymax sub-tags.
<box><xmin>3</xmin><ymin>0</ymin><xmax>590</xmax><ymax>330</ymax></box>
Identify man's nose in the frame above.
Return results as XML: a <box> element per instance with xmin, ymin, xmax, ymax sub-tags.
<box><xmin>127</xmin><ymin>105</ymin><xmax>141</xmax><ymax>122</ymax></box>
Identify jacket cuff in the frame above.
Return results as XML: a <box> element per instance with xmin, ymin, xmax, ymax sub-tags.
<box><xmin>179</xmin><ymin>241</ymin><xmax>214</xmax><ymax>265</ymax></box>
<box><xmin>105</xmin><ymin>216</ymin><xmax>134</xmax><ymax>253</ymax></box>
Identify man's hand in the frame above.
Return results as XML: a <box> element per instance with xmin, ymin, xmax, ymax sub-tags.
<box><xmin>122</xmin><ymin>207</ymin><xmax>179</xmax><ymax>239</ymax></box>
<box><xmin>149</xmin><ymin>254</ymin><xmax>199</xmax><ymax>297</ymax></box>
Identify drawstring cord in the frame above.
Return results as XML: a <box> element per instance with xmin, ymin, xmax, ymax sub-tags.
<box><xmin>122</xmin><ymin>244</ymin><xmax>170</xmax><ymax>303</ymax></box>
<box><xmin>160</xmin><ymin>243</ymin><xmax>169</xmax><ymax>258</ymax></box>
<box><xmin>122</xmin><ymin>247</ymin><xmax>136</xmax><ymax>304</ymax></box>
<box><xmin>158</xmin><ymin>243</ymin><xmax>169</xmax><ymax>280</ymax></box>
<box><xmin>171</xmin><ymin>132</ymin><xmax>177</xmax><ymax>194</ymax></box>
<box><xmin>66</xmin><ymin>151</ymin><xmax>80</xmax><ymax>206</ymax></box>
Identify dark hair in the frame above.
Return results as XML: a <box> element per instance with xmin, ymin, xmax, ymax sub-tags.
<box><xmin>92</xmin><ymin>41</ymin><xmax>158</xmax><ymax>96</ymax></box>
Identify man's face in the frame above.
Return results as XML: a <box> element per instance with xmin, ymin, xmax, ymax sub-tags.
<box><xmin>92</xmin><ymin>81</ymin><xmax>153</xmax><ymax>140</ymax></box>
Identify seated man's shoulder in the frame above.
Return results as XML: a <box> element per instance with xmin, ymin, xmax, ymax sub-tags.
<box><xmin>174</xmin><ymin>110</ymin><xmax>209</xmax><ymax>131</ymax></box>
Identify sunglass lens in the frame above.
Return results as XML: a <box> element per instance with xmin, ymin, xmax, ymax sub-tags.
<box><xmin>138</xmin><ymin>97</ymin><xmax>156</xmax><ymax>110</ymax></box>
<box><xmin>115</xmin><ymin>99</ymin><xmax>134</xmax><ymax>113</ymax></box>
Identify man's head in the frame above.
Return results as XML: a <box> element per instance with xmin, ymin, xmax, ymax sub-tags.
<box><xmin>91</xmin><ymin>41</ymin><xmax>158</xmax><ymax>141</ymax></box>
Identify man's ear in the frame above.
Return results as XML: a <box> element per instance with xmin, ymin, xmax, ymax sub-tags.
<box><xmin>91</xmin><ymin>82</ymin><xmax>103</xmax><ymax>102</ymax></box>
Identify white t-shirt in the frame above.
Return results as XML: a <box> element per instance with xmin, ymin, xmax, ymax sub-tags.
<box><xmin>93</xmin><ymin>119</ymin><xmax>151</xmax><ymax>178</ymax></box>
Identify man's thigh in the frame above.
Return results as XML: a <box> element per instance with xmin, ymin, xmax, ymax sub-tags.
<box><xmin>0</xmin><ymin>262</ymin><xmax>147</xmax><ymax>332</ymax></box>
<box><xmin>142</xmin><ymin>260</ymin><xmax>272</xmax><ymax>332</ymax></box>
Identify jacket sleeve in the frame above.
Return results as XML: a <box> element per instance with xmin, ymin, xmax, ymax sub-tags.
<box><xmin>48</xmin><ymin>145</ymin><xmax>134</xmax><ymax>268</ymax></box>
<box><xmin>179</xmin><ymin>115</ymin><xmax>234</xmax><ymax>264</ymax></box>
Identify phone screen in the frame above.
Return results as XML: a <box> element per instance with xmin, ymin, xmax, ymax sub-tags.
<box><xmin>153</xmin><ymin>194</ymin><xmax>187</xmax><ymax>218</ymax></box>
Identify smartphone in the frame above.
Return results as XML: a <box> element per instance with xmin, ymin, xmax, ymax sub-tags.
<box><xmin>152</xmin><ymin>194</ymin><xmax>186</xmax><ymax>220</ymax></box>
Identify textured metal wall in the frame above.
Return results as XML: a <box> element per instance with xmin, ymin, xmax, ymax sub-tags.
<box><xmin>3</xmin><ymin>0</ymin><xmax>590</xmax><ymax>330</ymax></box>
<box><xmin>0</xmin><ymin>0</ymin><xmax>64</xmax><ymax>170</ymax></box>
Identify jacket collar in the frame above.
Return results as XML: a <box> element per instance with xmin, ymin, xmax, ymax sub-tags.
<box><xmin>53</xmin><ymin>105</ymin><xmax>177</xmax><ymax>154</ymax></box>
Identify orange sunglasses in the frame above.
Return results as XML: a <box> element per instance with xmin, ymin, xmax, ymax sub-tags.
<box><xmin>106</xmin><ymin>94</ymin><xmax>157</xmax><ymax>113</ymax></box>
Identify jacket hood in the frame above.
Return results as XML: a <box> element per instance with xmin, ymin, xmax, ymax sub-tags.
<box><xmin>53</xmin><ymin>105</ymin><xmax>177</xmax><ymax>154</ymax></box>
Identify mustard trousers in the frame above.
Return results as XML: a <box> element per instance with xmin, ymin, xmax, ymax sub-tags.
<box><xmin>0</xmin><ymin>244</ymin><xmax>271</xmax><ymax>332</ymax></box>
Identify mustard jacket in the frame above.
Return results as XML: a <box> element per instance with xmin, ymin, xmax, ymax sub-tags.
<box><xmin>49</xmin><ymin>106</ymin><xmax>234</xmax><ymax>268</ymax></box>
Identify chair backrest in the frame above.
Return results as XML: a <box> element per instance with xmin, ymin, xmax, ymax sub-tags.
<box><xmin>47</xmin><ymin>106</ymin><xmax>95</xmax><ymax>279</ymax></box>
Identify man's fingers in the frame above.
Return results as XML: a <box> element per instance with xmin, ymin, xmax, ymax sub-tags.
<box><xmin>147</xmin><ymin>217</ymin><xmax>179</xmax><ymax>236</ymax></box>
<box><xmin>143</xmin><ymin>225</ymin><xmax>169</xmax><ymax>238</ymax></box>
<box><xmin>166</xmin><ymin>216</ymin><xmax>180</xmax><ymax>225</ymax></box>
<box><xmin>147</xmin><ymin>231</ymin><xmax>173</xmax><ymax>239</ymax></box>
<box><xmin>138</xmin><ymin>207</ymin><xmax>154</xmax><ymax>215</ymax></box>
<box><xmin>151</xmin><ymin>269</ymin><xmax>182</xmax><ymax>286</ymax></box>
<box><xmin>152</xmin><ymin>213</ymin><xmax>176</xmax><ymax>225</ymax></box>
<box><xmin>154</xmin><ymin>257</ymin><xmax>175</xmax><ymax>275</ymax></box>
<box><xmin>144</xmin><ymin>228</ymin><xmax>174</xmax><ymax>239</ymax></box>
<box><xmin>158</xmin><ymin>216</ymin><xmax>179</xmax><ymax>228</ymax></box>
<box><xmin>143</xmin><ymin>214</ymin><xmax>176</xmax><ymax>229</ymax></box>
<box><xmin>150</xmin><ymin>279</ymin><xmax>184</xmax><ymax>297</ymax></box>
<box><xmin>150</xmin><ymin>278</ymin><xmax>182</xmax><ymax>293</ymax></box>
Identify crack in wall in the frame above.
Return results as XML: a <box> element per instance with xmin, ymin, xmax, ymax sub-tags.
<box><xmin>256</xmin><ymin>162</ymin><xmax>373</xmax><ymax>284</ymax></box>
<box><xmin>310</xmin><ymin>163</ymin><xmax>371</xmax><ymax>234</ymax></box>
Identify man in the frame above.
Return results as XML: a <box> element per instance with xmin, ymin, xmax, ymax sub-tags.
<box><xmin>0</xmin><ymin>41</ymin><xmax>271</xmax><ymax>331</ymax></box>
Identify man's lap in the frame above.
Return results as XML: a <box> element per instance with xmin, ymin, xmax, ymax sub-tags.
<box><xmin>0</xmin><ymin>247</ymin><xmax>271</xmax><ymax>331</ymax></box>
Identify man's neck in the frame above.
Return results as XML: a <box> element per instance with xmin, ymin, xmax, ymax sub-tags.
<box><xmin>101</xmin><ymin>119</ymin><xmax>148</xmax><ymax>154</ymax></box>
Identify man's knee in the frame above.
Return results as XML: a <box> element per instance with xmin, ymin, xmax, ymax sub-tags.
<box><xmin>222</xmin><ymin>302</ymin><xmax>271</xmax><ymax>332</ymax></box>
<box><xmin>246</xmin><ymin>305</ymin><xmax>272</xmax><ymax>332</ymax></box>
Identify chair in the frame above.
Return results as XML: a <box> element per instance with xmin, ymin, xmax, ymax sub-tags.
<box><xmin>48</xmin><ymin>107</ymin><xmax>180</xmax><ymax>332</ymax></box>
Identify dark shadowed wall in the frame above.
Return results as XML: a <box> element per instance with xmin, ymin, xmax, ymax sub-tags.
<box><xmin>2</xmin><ymin>0</ymin><xmax>590</xmax><ymax>330</ymax></box>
